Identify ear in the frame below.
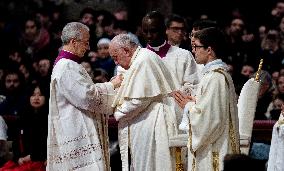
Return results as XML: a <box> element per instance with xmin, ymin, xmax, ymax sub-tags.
<box><xmin>166</xmin><ymin>29</ymin><xmax>169</xmax><ymax>35</ymax></box>
<box><xmin>207</xmin><ymin>46</ymin><xmax>217</xmax><ymax>58</ymax></box>
<box><xmin>70</xmin><ymin>38</ymin><xmax>76</xmax><ymax>44</ymax></box>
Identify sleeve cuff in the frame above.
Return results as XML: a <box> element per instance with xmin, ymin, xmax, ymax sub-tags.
<box><xmin>114</xmin><ymin>111</ymin><xmax>126</xmax><ymax>121</ymax></box>
<box><xmin>183</xmin><ymin>102</ymin><xmax>194</xmax><ymax>114</ymax></box>
<box><xmin>105</xmin><ymin>82</ymin><xmax>115</xmax><ymax>94</ymax></box>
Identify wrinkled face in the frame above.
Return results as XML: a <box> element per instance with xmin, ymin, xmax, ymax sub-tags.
<box><xmin>38</xmin><ymin>59</ymin><xmax>51</xmax><ymax>76</ymax></box>
<box><xmin>73</xmin><ymin>29</ymin><xmax>90</xmax><ymax>57</ymax></box>
<box><xmin>142</xmin><ymin>18</ymin><xmax>164</xmax><ymax>46</ymax></box>
<box><xmin>30</xmin><ymin>87</ymin><xmax>45</xmax><ymax>109</ymax></box>
<box><xmin>5</xmin><ymin>73</ymin><xmax>20</xmax><ymax>91</ymax></box>
<box><xmin>166</xmin><ymin>21</ymin><xmax>186</xmax><ymax>45</ymax></box>
<box><xmin>109</xmin><ymin>44</ymin><xmax>131</xmax><ymax>69</ymax></box>
<box><xmin>25</xmin><ymin>20</ymin><xmax>37</xmax><ymax>37</ymax></box>
<box><xmin>241</xmin><ymin>65</ymin><xmax>254</xmax><ymax>77</ymax></box>
<box><xmin>191</xmin><ymin>38</ymin><xmax>208</xmax><ymax>64</ymax></box>
<box><xmin>81</xmin><ymin>13</ymin><xmax>94</xmax><ymax>26</ymax></box>
<box><xmin>97</xmin><ymin>44</ymin><xmax>110</xmax><ymax>58</ymax></box>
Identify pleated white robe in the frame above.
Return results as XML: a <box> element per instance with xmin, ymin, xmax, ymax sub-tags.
<box><xmin>47</xmin><ymin>59</ymin><xmax>115</xmax><ymax>171</ymax></box>
<box><xmin>179</xmin><ymin>60</ymin><xmax>240</xmax><ymax>171</ymax></box>
<box><xmin>267</xmin><ymin>114</ymin><xmax>284</xmax><ymax>171</ymax></box>
<box><xmin>112</xmin><ymin>47</ymin><xmax>180</xmax><ymax>171</ymax></box>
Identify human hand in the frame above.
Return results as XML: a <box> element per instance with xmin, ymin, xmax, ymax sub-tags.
<box><xmin>173</xmin><ymin>90</ymin><xmax>195</xmax><ymax>109</ymax></box>
<box><xmin>18</xmin><ymin>155</ymin><xmax>31</xmax><ymax>165</ymax></box>
<box><xmin>110</xmin><ymin>74</ymin><xmax>123</xmax><ymax>89</ymax></box>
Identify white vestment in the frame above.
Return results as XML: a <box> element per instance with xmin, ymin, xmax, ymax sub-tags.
<box><xmin>267</xmin><ymin>114</ymin><xmax>284</xmax><ymax>171</ymax></box>
<box><xmin>112</xmin><ymin>47</ymin><xmax>180</xmax><ymax>171</ymax></box>
<box><xmin>47</xmin><ymin>59</ymin><xmax>115</xmax><ymax>171</ymax></box>
<box><xmin>179</xmin><ymin>59</ymin><xmax>240</xmax><ymax>171</ymax></box>
<box><xmin>163</xmin><ymin>46</ymin><xmax>200</xmax><ymax>96</ymax></box>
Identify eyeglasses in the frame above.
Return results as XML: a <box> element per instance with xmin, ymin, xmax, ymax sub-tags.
<box><xmin>192</xmin><ymin>45</ymin><xmax>205</xmax><ymax>51</ymax></box>
<box><xmin>169</xmin><ymin>27</ymin><xmax>186</xmax><ymax>33</ymax></box>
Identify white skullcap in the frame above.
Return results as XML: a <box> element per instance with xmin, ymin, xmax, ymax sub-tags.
<box><xmin>97</xmin><ymin>38</ymin><xmax>111</xmax><ymax>46</ymax></box>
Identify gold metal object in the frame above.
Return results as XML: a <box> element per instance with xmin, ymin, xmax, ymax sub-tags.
<box><xmin>255</xmin><ymin>59</ymin><xmax>263</xmax><ymax>82</ymax></box>
<box><xmin>175</xmin><ymin>147</ymin><xmax>184</xmax><ymax>171</ymax></box>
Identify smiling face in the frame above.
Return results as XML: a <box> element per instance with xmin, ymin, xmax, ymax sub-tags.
<box><xmin>72</xmin><ymin>29</ymin><xmax>90</xmax><ymax>57</ymax></box>
<box><xmin>30</xmin><ymin>87</ymin><xmax>45</xmax><ymax>109</ymax></box>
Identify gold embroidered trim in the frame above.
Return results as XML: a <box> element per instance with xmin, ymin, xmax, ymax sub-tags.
<box><xmin>212</xmin><ymin>152</ymin><xmax>219</xmax><ymax>171</ymax></box>
<box><xmin>188</xmin><ymin>120</ymin><xmax>196</xmax><ymax>171</ymax></box>
<box><xmin>175</xmin><ymin>147</ymin><xmax>184</xmax><ymax>171</ymax></box>
<box><xmin>278</xmin><ymin>119</ymin><xmax>284</xmax><ymax>125</ymax></box>
<box><xmin>213</xmin><ymin>69</ymin><xmax>240</xmax><ymax>154</ymax></box>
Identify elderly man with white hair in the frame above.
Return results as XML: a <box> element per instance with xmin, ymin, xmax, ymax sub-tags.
<box><xmin>47</xmin><ymin>22</ymin><xmax>123</xmax><ymax>171</ymax></box>
<box><xmin>110</xmin><ymin>33</ymin><xmax>180</xmax><ymax>171</ymax></box>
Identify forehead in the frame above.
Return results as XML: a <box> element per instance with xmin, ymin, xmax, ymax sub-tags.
<box><xmin>39</xmin><ymin>59</ymin><xmax>50</xmax><ymax>63</ymax></box>
<box><xmin>169</xmin><ymin>21</ymin><xmax>184</xmax><ymax>27</ymax></box>
<box><xmin>6</xmin><ymin>73</ymin><xmax>19</xmax><ymax>79</ymax></box>
<box><xmin>231</xmin><ymin>19</ymin><xmax>244</xmax><ymax>26</ymax></box>
<box><xmin>26</xmin><ymin>20</ymin><xmax>35</xmax><ymax>26</ymax></box>
<box><xmin>83</xmin><ymin>13</ymin><xmax>93</xmax><ymax>18</ymax></box>
<box><xmin>192</xmin><ymin>38</ymin><xmax>201</xmax><ymax>44</ymax></box>
<box><xmin>81</xmin><ymin>29</ymin><xmax>90</xmax><ymax>39</ymax></box>
<box><xmin>243</xmin><ymin>65</ymin><xmax>253</xmax><ymax>69</ymax></box>
<box><xmin>108</xmin><ymin>44</ymin><xmax>118</xmax><ymax>53</ymax></box>
<box><xmin>142</xmin><ymin>18</ymin><xmax>161</xmax><ymax>28</ymax></box>
<box><xmin>98</xmin><ymin>44</ymin><xmax>109</xmax><ymax>48</ymax></box>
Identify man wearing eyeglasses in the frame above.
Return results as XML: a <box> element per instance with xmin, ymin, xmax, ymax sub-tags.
<box><xmin>173</xmin><ymin>27</ymin><xmax>240</xmax><ymax>171</ymax></box>
<box><xmin>165</xmin><ymin>14</ymin><xmax>190</xmax><ymax>50</ymax></box>
<box><xmin>142</xmin><ymin>11</ymin><xmax>199</xmax><ymax>99</ymax></box>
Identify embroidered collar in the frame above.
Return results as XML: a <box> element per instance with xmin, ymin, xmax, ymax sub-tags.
<box><xmin>129</xmin><ymin>46</ymin><xmax>141</xmax><ymax>67</ymax></box>
<box><xmin>201</xmin><ymin>59</ymin><xmax>228</xmax><ymax>75</ymax></box>
<box><xmin>146</xmin><ymin>41</ymin><xmax>171</xmax><ymax>58</ymax></box>
<box><xmin>54</xmin><ymin>50</ymin><xmax>81</xmax><ymax>67</ymax></box>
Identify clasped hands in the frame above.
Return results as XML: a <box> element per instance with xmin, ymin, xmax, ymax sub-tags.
<box><xmin>171</xmin><ymin>90</ymin><xmax>196</xmax><ymax>109</ymax></box>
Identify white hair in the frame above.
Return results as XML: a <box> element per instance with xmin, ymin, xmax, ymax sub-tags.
<box><xmin>61</xmin><ymin>22</ymin><xmax>89</xmax><ymax>45</ymax></box>
<box><xmin>110</xmin><ymin>34</ymin><xmax>138</xmax><ymax>49</ymax></box>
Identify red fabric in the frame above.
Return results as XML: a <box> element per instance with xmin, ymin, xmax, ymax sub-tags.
<box><xmin>253</xmin><ymin>120</ymin><xmax>276</xmax><ymax>129</ymax></box>
<box><xmin>0</xmin><ymin>160</ymin><xmax>45</xmax><ymax>171</ymax></box>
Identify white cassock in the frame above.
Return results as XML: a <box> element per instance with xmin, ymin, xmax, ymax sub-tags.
<box><xmin>112</xmin><ymin>47</ymin><xmax>180</xmax><ymax>171</ymax></box>
<box><xmin>267</xmin><ymin>114</ymin><xmax>284</xmax><ymax>171</ymax></box>
<box><xmin>179</xmin><ymin>59</ymin><xmax>240</xmax><ymax>171</ymax></box>
<box><xmin>47</xmin><ymin>59</ymin><xmax>115</xmax><ymax>171</ymax></box>
<box><xmin>163</xmin><ymin>46</ymin><xmax>200</xmax><ymax>96</ymax></box>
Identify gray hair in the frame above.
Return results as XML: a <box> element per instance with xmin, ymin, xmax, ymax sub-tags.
<box><xmin>110</xmin><ymin>34</ymin><xmax>138</xmax><ymax>49</ymax></box>
<box><xmin>61</xmin><ymin>22</ymin><xmax>89</xmax><ymax>45</ymax></box>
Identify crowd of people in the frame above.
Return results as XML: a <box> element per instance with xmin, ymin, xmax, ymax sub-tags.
<box><xmin>0</xmin><ymin>0</ymin><xmax>284</xmax><ymax>170</ymax></box>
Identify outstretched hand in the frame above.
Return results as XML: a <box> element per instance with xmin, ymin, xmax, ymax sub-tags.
<box><xmin>172</xmin><ymin>90</ymin><xmax>195</xmax><ymax>109</ymax></box>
